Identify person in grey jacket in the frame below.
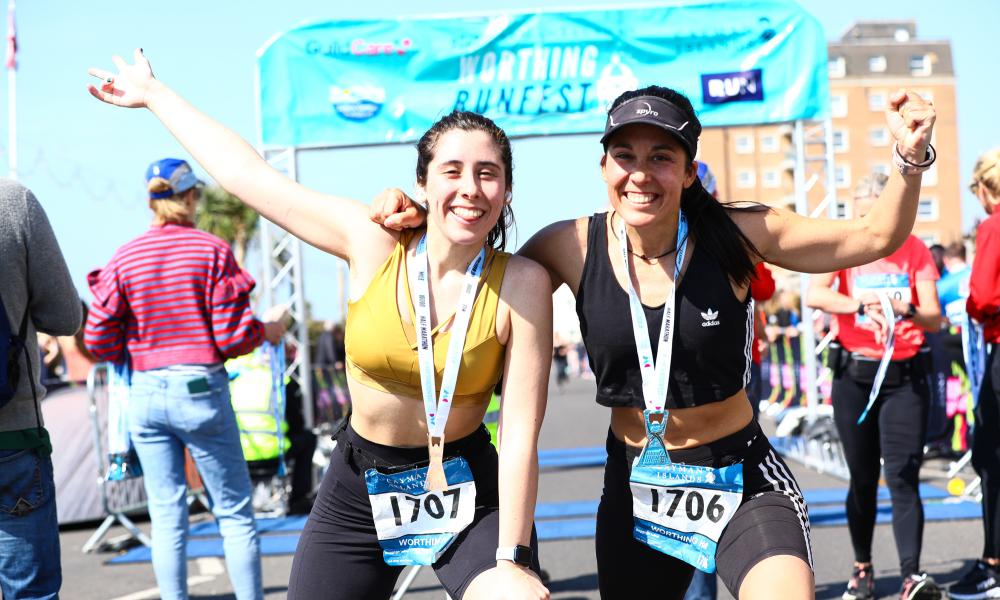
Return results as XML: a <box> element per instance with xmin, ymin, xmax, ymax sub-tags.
<box><xmin>0</xmin><ymin>178</ymin><xmax>82</xmax><ymax>600</ymax></box>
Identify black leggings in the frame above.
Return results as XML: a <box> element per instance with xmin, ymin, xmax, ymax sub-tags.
<box><xmin>286</xmin><ymin>423</ymin><xmax>539</xmax><ymax>599</ymax></box>
<box><xmin>595</xmin><ymin>421</ymin><xmax>813</xmax><ymax>598</ymax></box>
<box><xmin>831</xmin><ymin>361</ymin><xmax>929</xmax><ymax>577</ymax></box>
<box><xmin>973</xmin><ymin>346</ymin><xmax>1000</xmax><ymax>558</ymax></box>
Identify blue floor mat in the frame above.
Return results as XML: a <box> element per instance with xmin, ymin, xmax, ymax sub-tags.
<box><xmin>107</xmin><ymin>534</ymin><xmax>301</xmax><ymax>564</ymax></box>
<box><xmin>538</xmin><ymin>446</ymin><xmax>606</xmax><ymax>469</ymax></box>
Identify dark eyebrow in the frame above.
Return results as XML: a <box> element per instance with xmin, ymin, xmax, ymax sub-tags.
<box><xmin>439</xmin><ymin>159</ymin><xmax>502</xmax><ymax>170</ymax></box>
<box><xmin>608</xmin><ymin>142</ymin><xmax>681</xmax><ymax>153</ymax></box>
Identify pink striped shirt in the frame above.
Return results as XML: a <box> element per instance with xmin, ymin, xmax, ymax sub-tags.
<box><xmin>84</xmin><ymin>223</ymin><xmax>264</xmax><ymax>371</ymax></box>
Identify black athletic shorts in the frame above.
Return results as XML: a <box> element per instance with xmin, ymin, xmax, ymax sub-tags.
<box><xmin>595</xmin><ymin>420</ymin><xmax>813</xmax><ymax>598</ymax></box>
<box><xmin>287</xmin><ymin>422</ymin><xmax>540</xmax><ymax>599</ymax></box>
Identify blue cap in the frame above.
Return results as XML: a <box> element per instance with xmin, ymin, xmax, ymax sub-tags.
<box><xmin>145</xmin><ymin>158</ymin><xmax>203</xmax><ymax>200</ymax></box>
<box><xmin>696</xmin><ymin>161</ymin><xmax>717</xmax><ymax>197</ymax></box>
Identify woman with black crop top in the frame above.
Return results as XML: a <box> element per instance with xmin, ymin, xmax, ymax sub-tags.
<box><xmin>374</xmin><ymin>85</ymin><xmax>936</xmax><ymax>599</ymax></box>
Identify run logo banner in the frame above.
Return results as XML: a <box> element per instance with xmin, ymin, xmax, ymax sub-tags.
<box><xmin>701</xmin><ymin>69</ymin><xmax>764</xmax><ymax>105</ymax></box>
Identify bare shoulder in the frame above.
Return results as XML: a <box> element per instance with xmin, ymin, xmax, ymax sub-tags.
<box><xmin>501</xmin><ymin>254</ymin><xmax>552</xmax><ymax>299</ymax></box>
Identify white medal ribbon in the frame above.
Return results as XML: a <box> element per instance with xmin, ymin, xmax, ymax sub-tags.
<box><xmin>618</xmin><ymin>211</ymin><xmax>689</xmax><ymax>413</ymax></box>
<box><xmin>856</xmin><ymin>293</ymin><xmax>896</xmax><ymax>424</ymax></box>
<box><xmin>408</xmin><ymin>234</ymin><xmax>486</xmax><ymax>439</ymax></box>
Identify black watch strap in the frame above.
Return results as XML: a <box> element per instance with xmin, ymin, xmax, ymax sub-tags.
<box><xmin>904</xmin><ymin>302</ymin><xmax>917</xmax><ymax>319</ymax></box>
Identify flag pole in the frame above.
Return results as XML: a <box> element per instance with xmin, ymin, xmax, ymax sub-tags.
<box><xmin>6</xmin><ymin>0</ymin><xmax>16</xmax><ymax>181</ymax></box>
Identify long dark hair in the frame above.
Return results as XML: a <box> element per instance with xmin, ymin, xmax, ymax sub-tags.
<box><xmin>415</xmin><ymin>111</ymin><xmax>515</xmax><ymax>252</ymax></box>
<box><xmin>607</xmin><ymin>86</ymin><xmax>767</xmax><ymax>287</ymax></box>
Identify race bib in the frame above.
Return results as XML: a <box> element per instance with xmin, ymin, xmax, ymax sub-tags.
<box><xmin>853</xmin><ymin>273</ymin><xmax>911</xmax><ymax>325</ymax></box>
<box><xmin>630</xmin><ymin>462</ymin><xmax>744</xmax><ymax>572</ymax></box>
<box><xmin>365</xmin><ymin>457</ymin><xmax>476</xmax><ymax>566</ymax></box>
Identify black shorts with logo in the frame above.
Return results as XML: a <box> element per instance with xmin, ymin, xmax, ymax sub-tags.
<box><xmin>595</xmin><ymin>420</ymin><xmax>813</xmax><ymax>598</ymax></box>
<box><xmin>287</xmin><ymin>422</ymin><xmax>539</xmax><ymax>600</ymax></box>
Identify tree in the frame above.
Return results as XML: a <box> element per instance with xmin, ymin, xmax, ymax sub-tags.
<box><xmin>196</xmin><ymin>186</ymin><xmax>259</xmax><ymax>267</ymax></box>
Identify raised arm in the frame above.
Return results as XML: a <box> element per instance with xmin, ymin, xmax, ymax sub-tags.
<box><xmin>735</xmin><ymin>89</ymin><xmax>935</xmax><ymax>273</ymax></box>
<box><xmin>88</xmin><ymin>49</ymin><xmax>393</xmax><ymax>261</ymax></box>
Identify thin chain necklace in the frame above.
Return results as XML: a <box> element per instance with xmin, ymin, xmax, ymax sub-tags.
<box><xmin>609</xmin><ymin>211</ymin><xmax>677</xmax><ymax>262</ymax></box>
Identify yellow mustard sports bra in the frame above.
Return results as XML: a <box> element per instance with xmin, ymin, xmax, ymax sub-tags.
<box><xmin>344</xmin><ymin>230</ymin><xmax>510</xmax><ymax>407</ymax></box>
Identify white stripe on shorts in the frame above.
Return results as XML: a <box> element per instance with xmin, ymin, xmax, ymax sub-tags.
<box><xmin>759</xmin><ymin>449</ymin><xmax>814</xmax><ymax>568</ymax></box>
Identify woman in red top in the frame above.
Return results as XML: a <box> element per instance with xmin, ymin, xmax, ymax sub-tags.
<box><xmin>807</xmin><ymin>173</ymin><xmax>942</xmax><ymax>600</ymax></box>
<box><xmin>950</xmin><ymin>148</ymin><xmax>1000</xmax><ymax>600</ymax></box>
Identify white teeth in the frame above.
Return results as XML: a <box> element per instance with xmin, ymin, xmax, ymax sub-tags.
<box><xmin>626</xmin><ymin>192</ymin><xmax>657</xmax><ymax>203</ymax></box>
<box><xmin>451</xmin><ymin>206</ymin><xmax>484</xmax><ymax>219</ymax></box>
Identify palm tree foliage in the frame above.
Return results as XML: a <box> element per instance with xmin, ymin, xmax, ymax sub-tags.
<box><xmin>196</xmin><ymin>186</ymin><xmax>259</xmax><ymax>267</ymax></box>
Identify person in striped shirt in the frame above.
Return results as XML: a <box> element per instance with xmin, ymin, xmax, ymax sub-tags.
<box><xmin>84</xmin><ymin>158</ymin><xmax>285</xmax><ymax>600</ymax></box>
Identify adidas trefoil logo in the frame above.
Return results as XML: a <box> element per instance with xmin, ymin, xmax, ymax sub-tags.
<box><xmin>701</xmin><ymin>308</ymin><xmax>720</xmax><ymax>327</ymax></box>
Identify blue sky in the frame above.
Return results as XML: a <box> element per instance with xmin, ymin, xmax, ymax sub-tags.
<box><xmin>2</xmin><ymin>1</ymin><xmax>996</xmax><ymax>321</ymax></box>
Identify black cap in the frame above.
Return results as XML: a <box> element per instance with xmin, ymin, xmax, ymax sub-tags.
<box><xmin>600</xmin><ymin>95</ymin><xmax>698</xmax><ymax>159</ymax></box>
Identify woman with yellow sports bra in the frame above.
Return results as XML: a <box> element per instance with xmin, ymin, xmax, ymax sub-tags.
<box><xmin>87</xmin><ymin>50</ymin><xmax>552</xmax><ymax>600</ymax></box>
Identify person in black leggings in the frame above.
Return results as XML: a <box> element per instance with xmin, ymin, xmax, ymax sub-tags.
<box><xmin>808</xmin><ymin>173</ymin><xmax>942</xmax><ymax>600</ymax></box>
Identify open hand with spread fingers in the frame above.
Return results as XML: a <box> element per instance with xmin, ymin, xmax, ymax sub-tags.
<box><xmin>87</xmin><ymin>48</ymin><xmax>158</xmax><ymax>109</ymax></box>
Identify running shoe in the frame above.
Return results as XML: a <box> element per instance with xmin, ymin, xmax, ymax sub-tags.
<box><xmin>949</xmin><ymin>560</ymin><xmax>1000</xmax><ymax>599</ymax></box>
<box><xmin>899</xmin><ymin>572</ymin><xmax>942</xmax><ymax>600</ymax></box>
<box><xmin>843</xmin><ymin>564</ymin><xmax>875</xmax><ymax>600</ymax></box>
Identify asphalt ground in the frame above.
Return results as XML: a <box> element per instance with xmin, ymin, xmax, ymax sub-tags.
<box><xmin>56</xmin><ymin>376</ymin><xmax>983</xmax><ymax>599</ymax></box>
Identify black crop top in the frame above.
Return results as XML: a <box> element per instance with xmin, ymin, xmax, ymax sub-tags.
<box><xmin>576</xmin><ymin>213</ymin><xmax>753</xmax><ymax>409</ymax></box>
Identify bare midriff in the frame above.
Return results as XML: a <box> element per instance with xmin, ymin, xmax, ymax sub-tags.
<box><xmin>346</xmin><ymin>374</ymin><xmax>489</xmax><ymax>448</ymax></box>
<box><xmin>611</xmin><ymin>391</ymin><xmax>754</xmax><ymax>450</ymax></box>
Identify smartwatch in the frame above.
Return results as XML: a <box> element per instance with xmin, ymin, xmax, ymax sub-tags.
<box><xmin>904</xmin><ymin>302</ymin><xmax>917</xmax><ymax>319</ymax></box>
<box><xmin>496</xmin><ymin>545</ymin><xmax>533</xmax><ymax>567</ymax></box>
<box><xmin>856</xmin><ymin>301</ymin><xmax>866</xmax><ymax>317</ymax></box>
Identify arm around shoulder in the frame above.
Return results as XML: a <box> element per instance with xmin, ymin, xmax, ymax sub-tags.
<box><xmin>518</xmin><ymin>217</ymin><xmax>588</xmax><ymax>293</ymax></box>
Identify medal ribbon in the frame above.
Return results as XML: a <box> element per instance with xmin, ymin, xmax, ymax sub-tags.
<box><xmin>618</xmin><ymin>211</ymin><xmax>689</xmax><ymax>413</ymax></box>
<box><xmin>856</xmin><ymin>293</ymin><xmax>896</xmax><ymax>424</ymax></box>
<box><xmin>408</xmin><ymin>234</ymin><xmax>486</xmax><ymax>440</ymax></box>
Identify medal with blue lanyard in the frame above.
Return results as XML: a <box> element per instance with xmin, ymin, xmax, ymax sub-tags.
<box><xmin>619</xmin><ymin>212</ymin><xmax>744</xmax><ymax>573</ymax></box>
<box><xmin>363</xmin><ymin>234</ymin><xmax>484</xmax><ymax>566</ymax></box>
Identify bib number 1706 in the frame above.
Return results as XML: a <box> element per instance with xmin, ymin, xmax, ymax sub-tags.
<box><xmin>389</xmin><ymin>488</ymin><xmax>462</xmax><ymax>526</ymax></box>
<box><xmin>649</xmin><ymin>488</ymin><xmax>726</xmax><ymax>523</ymax></box>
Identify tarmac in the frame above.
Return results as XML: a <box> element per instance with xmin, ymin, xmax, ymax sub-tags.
<box><xmin>56</xmin><ymin>376</ymin><xmax>983</xmax><ymax>599</ymax></box>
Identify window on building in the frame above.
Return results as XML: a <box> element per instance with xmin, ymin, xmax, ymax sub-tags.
<box><xmin>832</xmin><ymin>130</ymin><xmax>850</xmax><ymax>153</ymax></box>
<box><xmin>830</xmin><ymin>93</ymin><xmax>848</xmax><ymax>118</ymax></box>
<box><xmin>760</xmin><ymin>134</ymin><xmax>780</xmax><ymax>154</ymax></box>
<box><xmin>917</xmin><ymin>197</ymin><xmax>939</xmax><ymax>221</ymax></box>
<box><xmin>868</xmin><ymin>55</ymin><xmax>887</xmax><ymax>73</ymax></box>
<box><xmin>910</xmin><ymin>54</ymin><xmax>932</xmax><ymax>76</ymax></box>
<box><xmin>868</xmin><ymin>91</ymin><xmax>887</xmax><ymax>111</ymax></box>
<box><xmin>835</xmin><ymin>201</ymin><xmax>851</xmax><ymax>219</ymax></box>
<box><xmin>762</xmin><ymin>169</ymin><xmax>782</xmax><ymax>188</ymax></box>
<box><xmin>736</xmin><ymin>170</ymin><xmax>756</xmax><ymax>189</ymax></box>
<box><xmin>828</xmin><ymin>56</ymin><xmax>846</xmax><ymax>78</ymax></box>
<box><xmin>835</xmin><ymin>164</ymin><xmax>851</xmax><ymax>189</ymax></box>
<box><xmin>869</xmin><ymin>127</ymin><xmax>890</xmax><ymax>147</ymax></box>
<box><xmin>734</xmin><ymin>134</ymin><xmax>755</xmax><ymax>154</ymax></box>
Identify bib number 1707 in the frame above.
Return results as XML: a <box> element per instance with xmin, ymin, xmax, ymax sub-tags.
<box><xmin>389</xmin><ymin>488</ymin><xmax>462</xmax><ymax>526</ymax></box>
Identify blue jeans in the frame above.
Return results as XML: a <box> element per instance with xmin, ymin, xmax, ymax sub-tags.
<box><xmin>683</xmin><ymin>569</ymin><xmax>718</xmax><ymax>600</ymax></box>
<box><xmin>0</xmin><ymin>448</ymin><xmax>61</xmax><ymax>599</ymax></box>
<box><xmin>129</xmin><ymin>369</ymin><xmax>262</xmax><ymax>600</ymax></box>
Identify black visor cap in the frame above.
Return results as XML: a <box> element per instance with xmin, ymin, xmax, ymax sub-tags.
<box><xmin>600</xmin><ymin>96</ymin><xmax>698</xmax><ymax>159</ymax></box>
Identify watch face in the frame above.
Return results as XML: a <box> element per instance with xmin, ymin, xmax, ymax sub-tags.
<box><xmin>513</xmin><ymin>545</ymin><xmax>533</xmax><ymax>565</ymax></box>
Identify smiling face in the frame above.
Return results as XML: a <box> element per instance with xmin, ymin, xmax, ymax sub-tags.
<box><xmin>418</xmin><ymin>128</ymin><xmax>508</xmax><ymax>247</ymax></box>
<box><xmin>600</xmin><ymin>123</ymin><xmax>697</xmax><ymax>229</ymax></box>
